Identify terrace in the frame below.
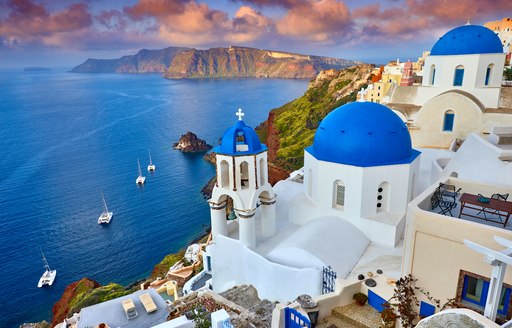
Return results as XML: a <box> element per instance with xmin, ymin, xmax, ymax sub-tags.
<box><xmin>418</xmin><ymin>178</ymin><xmax>512</xmax><ymax>230</ymax></box>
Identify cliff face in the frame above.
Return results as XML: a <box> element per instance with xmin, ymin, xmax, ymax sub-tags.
<box><xmin>70</xmin><ymin>47</ymin><xmax>190</xmax><ymax>73</ymax></box>
<box><xmin>256</xmin><ymin>64</ymin><xmax>373</xmax><ymax>171</ymax></box>
<box><xmin>164</xmin><ymin>46</ymin><xmax>358</xmax><ymax>79</ymax></box>
<box><xmin>71</xmin><ymin>46</ymin><xmax>358</xmax><ymax>78</ymax></box>
<box><xmin>52</xmin><ymin>278</ymin><xmax>100</xmax><ymax>326</ymax></box>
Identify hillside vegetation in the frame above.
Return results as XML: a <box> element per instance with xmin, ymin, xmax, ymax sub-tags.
<box><xmin>257</xmin><ymin>64</ymin><xmax>373</xmax><ymax>171</ymax></box>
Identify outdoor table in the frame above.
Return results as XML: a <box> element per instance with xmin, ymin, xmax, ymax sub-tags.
<box><xmin>458</xmin><ymin>193</ymin><xmax>512</xmax><ymax>227</ymax></box>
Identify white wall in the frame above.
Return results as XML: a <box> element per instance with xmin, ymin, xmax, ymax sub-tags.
<box><xmin>440</xmin><ymin>133</ymin><xmax>512</xmax><ymax>187</ymax></box>
<box><xmin>418</xmin><ymin>53</ymin><xmax>505</xmax><ymax>108</ymax></box>
<box><xmin>298</xmin><ymin>151</ymin><xmax>419</xmax><ymax>246</ymax></box>
<box><xmin>211</xmin><ymin>235</ymin><xmax>322</xmax><ymax>302</ymax></box>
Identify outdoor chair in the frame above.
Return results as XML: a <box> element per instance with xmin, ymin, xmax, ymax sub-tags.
<box><xmin>432</xmin><ymin>183</ymin><xmax>462</xmax><ymax>217</ymax></box>
<box><xmin>477</xmin><ymin>193</ymin><xmax>510</xmax><ymax>219</ymax></box>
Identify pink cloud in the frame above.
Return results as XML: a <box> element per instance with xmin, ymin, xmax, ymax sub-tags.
<box><xmin>275</xmin><ymin>0</ymin><xmax>353</xmax><ymax>42</ymax></box>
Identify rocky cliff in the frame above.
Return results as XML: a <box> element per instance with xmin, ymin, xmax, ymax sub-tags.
<box><xmin>70</xmin><ymin>47</ymin><xmax>189</xmax><ymax>73</ymax></box>
<box><xmin>173</xmin><ymin>131</ymin><xmax>212</xmax><ymax>152</ymax></box>
<box><xmin>70</xmin><ymin>46</ymin><xmax>358</xmax><ymax>78</ymax></box>
<box><xmin>51</xmin><ymin>278</ymin><xmax>101</xmax><ymax>326</ymax></box>
<box><xmin>164</xmin><ymin>46</ymin><xmax>358</xmax><ymax>79</ymax></box>
<box><xmin>256</xmin><ymin>64</ymin><xmax>373</xmax><ymax>171</ymax></box>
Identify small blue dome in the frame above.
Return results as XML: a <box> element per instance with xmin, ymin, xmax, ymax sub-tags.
<box><xmin>431</xmin><ymin>25</ymin><xmax>503</xmax><ymax>56</ymax></box>
<box><xmin>215</xmin><ymin>120</ymin><xmax>267</xmax><ymax>156</ymax></box>
<box><xmin>306</xmin><ymin>102</ymin><xmax>420</xmax><ymax>167</ymax></box>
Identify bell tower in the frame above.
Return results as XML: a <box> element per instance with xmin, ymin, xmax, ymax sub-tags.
<box><xmin>209</xmin><ymin>109</ymin><xmax>276</xmax><ymax>248</ymax></box>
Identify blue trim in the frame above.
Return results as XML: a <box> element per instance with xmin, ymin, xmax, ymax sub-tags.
<box><xmin>368</xmin><ymin>290</ymin><xmax>387</xmax><ymax>312</ymax></box>
<box><xmin>461</xmin><ymin>274</ymin><xmax>512</xmax><ymax>316</ymax></box>
<box><xmin>419</xmin><ymin>301</ymin><xmax>436</xmax><ymax>317</ymax></box>
<box><xmin>443</xmin><ymin>112</ymin><xmax>455</xmax><ymax>132</ymax></box>
<box><xmin>498</xmin><ymin>288</ymin><xmax>511</xmax><ymax>315</ymax></box>
<box><xmin>485</xmin><ymin>67</ymin><xmax>491</xmax><ymax>86</ymax></box>
<box><xmin>453</xmin><ymin>68</ymin><xmax>464</xmax><ymax>86</ymax></box>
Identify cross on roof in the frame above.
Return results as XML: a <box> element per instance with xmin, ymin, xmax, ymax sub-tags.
<box><xmin>236</xmin><ymin>108</ymin><xmax>245</xmax><ymax>121</ymax></box>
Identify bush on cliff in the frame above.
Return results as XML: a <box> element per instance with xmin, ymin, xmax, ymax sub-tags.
<box><xmin>151</xmin><ymin>249</ymin><xmax>185</xmax><ymax>279</ymax></box>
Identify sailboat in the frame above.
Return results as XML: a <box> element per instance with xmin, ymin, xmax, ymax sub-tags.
<box><xmin>97</xmin><ymin>193</ymin><xmax>113</xmax><ymax>224</ymax></box>
<box><xmin>147</xmin><ymin>149</ymin><xmax>156</xmax><ymax>172</ymax></box>
<box><xmin>136</xmin><ymin>158</ymin><xmax>146</xmax><ymax>185</ymax></box>
<box><xmin>38</xmin><ymin>250</ymin><xmax>57</xmax><ymax>288</ymax></box>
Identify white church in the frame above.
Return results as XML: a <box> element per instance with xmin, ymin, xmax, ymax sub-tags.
<box><xmin>205</xmin><ymin>100</ymin><xmax>420</xmax><ymax>302</ymax></box>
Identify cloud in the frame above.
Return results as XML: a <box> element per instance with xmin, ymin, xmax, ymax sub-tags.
<box><xmin>353</xmin><ymin>0</ymin><xmax>512</xmax><ymax>43</ymax></box>
<box><xmin>225</xmin><ymin>6</ymin><xmax>271</xmax><ymax>43</ymax></box>
<box><xmin>0</xmin><ymin>0</ymin><xmax>92</xmax><ymax>47</ymax></box>
<box><xmin>275</xmin><ymin>0</ymin><xmax>353</xmax><ymax>43</ymax></box>
<box><xmin>123</xmin><ymin>0</ymin><xmax>187</xmax><ymax>19</ymax></box>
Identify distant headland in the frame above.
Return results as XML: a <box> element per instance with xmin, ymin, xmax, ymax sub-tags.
<box><xmin>69</xmin><ymin>46</ymin><xmax>360</xmax><ymax>79</ymax></box>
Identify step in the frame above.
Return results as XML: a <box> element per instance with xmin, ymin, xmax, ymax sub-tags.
<box><xmin>316</xmin><ymin>315</ymin><xmax>364</xmax><ymax>328</ymax></box>
<box><xmin>331</xmin><ymin>303</ymin><xmax>383</xmax><ymax>328</ymax></box>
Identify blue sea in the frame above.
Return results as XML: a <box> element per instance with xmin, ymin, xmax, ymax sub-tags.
<box><xmin>0</xmin><ymin>69</ymin><xmax>308</xmax><ymax>328</ymax></box>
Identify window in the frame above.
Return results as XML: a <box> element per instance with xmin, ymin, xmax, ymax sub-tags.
<box><xmin>460</xmin><ymin>272</ymin><xmax>512</xmax><ymax>317</ymax></box>
<box><xmin>443</xmin><ymin>110</ymin><xmax>455</xmax><ymax>132</ymax></box>
<box><xmin>377</xmin><ymin>182</ymin><xmax>389</xmax><ymax>212</ymax></box>
<box><xmin>240</xmin><ymin>161</ymin><xmax>249</xmax><ymax>190</ymax></box>
<box><xmin>308</xmin><ymin>169</ymin><xmax>313</xmax><ymax>197</ymax></box>
<box><xmin>259</xmin><ymin>158</ymin><xmax>265</xmax><ymax>186</ymax></box>
<box><xmin>220</xmin><ymin>160</ymin><xmax>230</xmax><ymax>188</ymax></box>
<box><xmin>430</xmin><ymin>65</ymin><xmax>436</xmax><ymax>85</ymax></box>
<box><xmin>453</xmin><ymin>65</ymin><xmax>464</xmax><ymax>86</ymax></box>
<box><xmin>485</xmin><ymin>64</ymin><xmax>494</xmax><ymax>86</ymax></box>
<box><xmin>333</xmin><ymin>181</ymin><xmax>345</xmax><ymax>208</ymax></box>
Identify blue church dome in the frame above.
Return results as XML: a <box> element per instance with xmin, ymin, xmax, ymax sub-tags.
<box><xmin>215</xmin><ymin>119</ymin><xmax>267</xmax><ymax>156</ymax></box>
<box><xmin>306</xmin><ymin>102</ymin><xmax>420</xmax><ymax>167</ymax></box>
<box><xmin>430</xmin><ymin>25</ymin><xmax>503</xmax><ymax>56</ymax></box>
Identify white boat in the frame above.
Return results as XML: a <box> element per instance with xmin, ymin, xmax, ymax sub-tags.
<box><xmin>97</xmin><ymin>193</ymin><xmax>113</xmax><ymax>224</ymax></box>
<box><xmin>147</xmin><ymin>149</ymin><xmax>155</xmax><ymax>172</ymax></box>
<box><xmin>38</xmin><ymin>250</ymin><xmax>56</xmax><ymax>288</ymax></box>
<box><xmin>136</xmin><ymin>158</ymin><xmax>146</xmax><ymax>185</ymax></box>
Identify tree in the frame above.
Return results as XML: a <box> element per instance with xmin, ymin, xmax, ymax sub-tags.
<box><xmin>504</xmin><ymin>67</ymin><xmax>512</xmax><ymax>81</ymax></box>
<box><xmin>387</xmin><ymin>274</ymin><xmax>455</xmax><ymax>328</ymax></box>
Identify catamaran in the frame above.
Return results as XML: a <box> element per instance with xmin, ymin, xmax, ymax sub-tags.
<box><xmin>147</xmin><ymin>149</ymin><xmax>155</xmax><ymax>172</ymax></box>
<box><xmin>38</xmin><ymin>250</ymin><xmax>57</xmax><ymax>288</ymax></box>
<box><xmin>98</xmin><ymin>193</ymin><xmax>113</xmax><ymax>224</ymax></box>
<box><xmin>136</xmin><ymin>158</ymin><xmax>146</xmax><ymax>185</ymax></box>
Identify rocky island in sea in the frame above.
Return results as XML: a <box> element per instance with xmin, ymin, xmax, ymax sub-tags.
<box><xmin>173</xmin><ymin>132</ymin><xmax>212</xmax><ymax>152</ymax></box>
<box><xmin>70</xmin><ymin>46</ymin><xmax>359</xmax><ymax>79</ymax></box>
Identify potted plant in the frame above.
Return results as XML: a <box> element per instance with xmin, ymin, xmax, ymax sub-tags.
<box><xmin>381</xmin><ymin>306</ymin><xmax>398</xmax><ymax>328</ymax></box>
<box><xmin>352</xmin><ymin>292</ymin><xmax>368</xmax><ymax>306</ymax></box>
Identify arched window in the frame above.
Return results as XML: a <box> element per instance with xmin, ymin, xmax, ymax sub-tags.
<box><xmin>453</xmin><ymin>65</ymin><xmax>464</xmax><ymax>86</ymax></box>
<box><xmin>308</xmin><ymin>169</ymin><xmax>313</xmax><ymax>197</ymax></box>
<box><xmin>333</xmin><ymin>180</ymin><xmax>345</xmax><ymax>209</ymax></box>
<box><xmin>485</xmin><ymin>64</ymin><xmax>494</xmax><ymax>86</ymax></box>
<box><xmin>220</xmin><ymin>160</ymin><xmax>230</xmax><ymax>188</ymax></box>
<box><xmin>240</xmin><ymin>161</ymin><xmax>249</xmax><ymax>190</ymax></box>
<box><xmin>430</xmin><ymin>65</ymin><xmax>436</xmax><ymax>85</ymax></box>
<box><xmin>377</xmin><ymin>182</ymin><xmax>389</xmax><ymax>212</ymax></box>
<box><xmin>443</xmin><ymin>110</ymin><xmax>455</xmax><ymax>132</ymax></box>
<box><xmin>259</xmin><ymin>158</ymin><xmax>265</xmax><ymax>186</ymax></box>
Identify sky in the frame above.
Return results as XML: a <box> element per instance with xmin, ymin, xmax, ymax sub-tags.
<box><xmin>0</xmin><ymin>0</ymin><xmax>511</xmax><ymax>68</ymax></box>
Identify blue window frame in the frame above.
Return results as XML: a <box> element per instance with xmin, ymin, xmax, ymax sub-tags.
<box><xmin>419</xmin><ymin>301</ymin><xmax>436</xmax><ymax>318</ymax></box>
<box><xmin>453</xmin><ymin>66</ymin><xmax>464</xmax><ymax>86</ymax></box>
<box><xmin>485</xmin><ymin>66</ymin><xmax>492</xmax><ymax>86</ymax></box>
<box><xmin>443</xmin><ymin>111</ymin><xmax>455</xmax><ymax>132</ymax></box>
<box><xmin>431</xmin><ymin>68</ymin><xmax>436</xmax><ymax>85</ymax></box>
<box><xmin>461</xmin><ymin>274</ymin><xmax>512</xmax><ymax>316</ymax></box>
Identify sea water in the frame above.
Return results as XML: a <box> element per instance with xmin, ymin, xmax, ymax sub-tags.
<box><xmin>0</xmin><ymin>69</ymin><xmax>308</xmax><ymax>327</ymax></box>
